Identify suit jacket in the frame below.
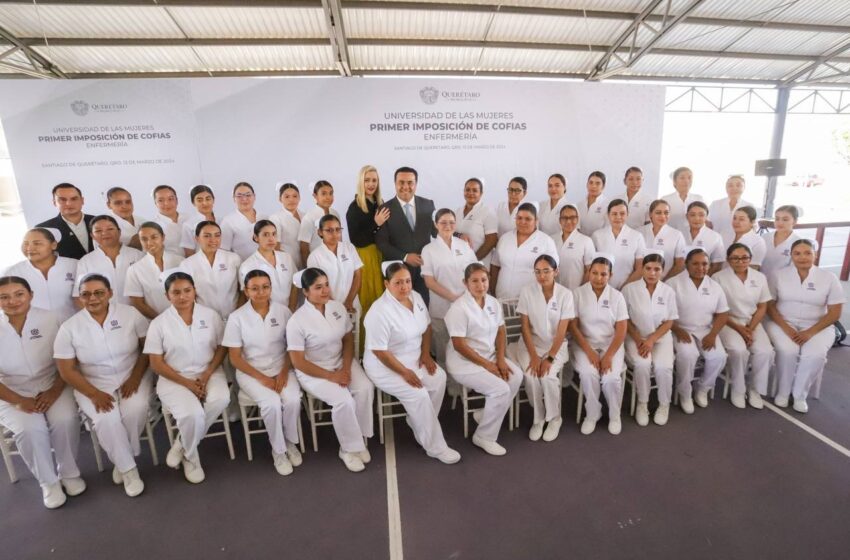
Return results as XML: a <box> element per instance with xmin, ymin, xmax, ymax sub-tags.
<box><xmin>35</xmin><ymin>213</ymin><xmax>95</xmax><ymax>260</ymax></box>
<box><xmin>375</xmin><ymin>195</ymin><xmax>436</xmax><ymax>262</ymax></box>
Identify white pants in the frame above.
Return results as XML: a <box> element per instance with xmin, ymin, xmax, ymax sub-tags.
<box><xmin>296</xmin><ymin>360</ymin><xmax>374</xmax><ymax>453</ymax></box>
<box><xmin>719</xmin><ymin>324</ymin><xmax>773</xmax><ymax>396</ymax></box>
<box><xmin>508</xmin><ymin>341</ymin><xmax>567</xmax><ymax>424</ymax></box>
<box><xmin>446</xmin><ymin>353</ymin><xmax>522</xmax><ymax>443</ymax></box>
<box><xmin>625</xmin><ymin>334</ymin><xmax>674</xmax><ymax>405</ymax></box>
<box><xmin>236</xmin><ymin>371</ymin><xmax>302</xmax><ymax>456</ymax></box>
<box><xmin>571</xmin><ymin>344</ymin><xmax>624</xmax><ymax>422</ymax></box>
<box><xmin>764</xmin><ymin>321</ymin><xmax>833</xmax><ymax>402</ymax></box>
<box><xmin>0</xmin><ymin>386</ymin><xmax>80</xmax><ymax>486</ymax></box>
<box><xmin>75</xmin><ymin>374</ymin><xmax>154</xmax><ymax>473</ymax></box>
<box><xmin>157</xmin><ymin>370</ymin><xmax>230</xmax><ymax>462</ymax></box>
<box><xmin>674</xmin><ymin>328</ymin><xmax>727</xmax><ymax>400</ymax></box>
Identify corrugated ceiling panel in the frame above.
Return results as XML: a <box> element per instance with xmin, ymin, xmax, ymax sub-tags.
<box><xmin>691</xmin><ymin>0</ymin><xmax>850</xmax><ymax>26</ymax></box>
<box><xmin>720</xmin><ymin>28</ymin><xmax>849</xmax><ymax>57</ymax></box>
<box><xmin>653</xmin><ymin>23</ymin><xmax>752</xmax><ymax>51</ymax></box>
<box><xmin>350</xmin><ymin>44</ymin><xmax>482</xmax><ymax>70</ymax></box>
<box><xmin>628</xmin><ymin>53</ymin><xmax>803</xmax><ymax>80</ymax></box>
<box><xmin>345</xmin><ymin>8</ymin><xmax>492</xmax><ymax>40</ymax></box>
<box><xmin>169</xmin><ymin>7</ymin><xmax>327</xmax><ymax>39</ymax></box>
<box><xmin>478</xmin><ymin>47</ymin><xmax>598</xmax><ymax>72</ymax></box>
<box><xmin>193</xmin><ymin>45</ymin><xmax>335</xmax><ymax>71</ymax></box>
<box><xmin>31</xmin><ymin>46</ymin><xmax>204</xmax><ymax>73</ymax></box>
<box><xmin>363</xmin><ymin>1</ymin><xmax>645</xmax><ymax>10</ymax></box>
<box><xmin>0</xmin><ymin>4</ymin><xmax>181</xmax><ymax>39</ymax></box>
<box><xmin>487</xmin><ymin>14</ymin><xmax>629</xmax><ymax>45</ymax></box>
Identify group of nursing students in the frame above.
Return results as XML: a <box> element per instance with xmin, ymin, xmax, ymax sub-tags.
<box><xmin>0</xmin><ymin>165</ymin><xmax>843</xmax><ymax>511</ymax></box>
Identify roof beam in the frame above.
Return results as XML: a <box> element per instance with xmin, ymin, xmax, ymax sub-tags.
<box><xmin>782</xmin><ymin>38</ymin><xmax>850</xmax><ymax>87</ymax></box>
<box><xmin>321</xmin><ymin>0</ymin><xmax>351</xmax><ymax>76</ymax></box>
<box><xmin>0</xmin><ymin>25</ymin><xmax>65</xmax><ymax>78</ymax></box>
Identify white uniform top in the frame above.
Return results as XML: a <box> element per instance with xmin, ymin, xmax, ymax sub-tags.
<box><xmin>722</xmin><ymin>229</ymin><xmax>767</xmax><ymax>267</ymax></box>
<box><xmin>622</xmin><ymin>280</ymin><xmax>678</xmax><ymax>337</ymax></box>
<box><xmin>550</xmin><ymin>229</ymin><xmax>595</xmax><ymax>290</ymax></box>
<box><xmin>445</xmin><ymin>291</ymin><xmax>504</xmax><ymax>362</ymax></box>
<box><xmin>713</xmin><ymin>267</ymin><xmax>771</xmax><ymax>323</ymax></box>
<box><xmin>4</xmin><ymin>258</ymin><xmax>78</xmax><ymax>322</ymax></box>
<box><xmin>238</xmin><ymin>251</ymin><xmax>296</xmax><ymax>307</ymax></box>
<box><xmin>180</xmin><ymin>249</ymin><xmax>242</xmax><ymax>319</ymax></box>
<box><xmin>0</xmin><ymin>307</ymin><xmax>61</xmax><ymax>397</ymax></box>
<box><xmin>516</xmin><ymin>281</ymin><xmax>575</xmax><ymax>350</ymax></box>
<box><xmin>640</xmin><ymin>223</ymin><xmax>687</xmax><ymax>276</ymax></box>
<box><xmin>109</xmin><ymin>212</ymin><xmax>147</xmax><ymax>247</ymax></box>
<box><xmin>123</xmin><ymin>252</ymin><xmax>185</xmax><ymax>315</ymax></box>
<box><xmin>220</xmin><ymin>211</ymin><xmax>264</xmax><ymax>260</ymax></box>
<box><xmin>306</xmin><ymin>241</ymin><xmax>363</xmax><ymax>304</ymax></box>
<box><xmin>760</xmin><ymin>230</ymin><xmax>799</xmax><ymax>281</ymax></box>
<box><xmin>591</xmin><ymin>225</ymin><xmax>647</xmax><ymax>289</ymax></box>
<box><xmin>286</xmin><ymin>299</ymin><xmax>352</xmax><ymax>371</ymax></box>
<box><xmin>684</xmin><ymin>225</ymin><xmax>725</xmax><ymax>264</ymax></box>
<box><xmin>455</xmin><ymin>201</ymin><xmax>498</xmax><ymax>265</ymax></box>
<box><xmin>179</xmin><ymin>210</ymin><xmax>208</xmax><ymax>252</ymax></box>
<box><xmin>144</xmin><ymin>303</ymin><xmax>224</xmax><ymax>379</ymax></box>
<box><xmin>152</xmin><ymin>212</ymin><xmax>188</xmax><ymax>257</ymax></box>
<box><xmin>297</xmin><ymin>206</ymin><xmax>341</xmax><ymax>254</ymax></box>
<box><xmin>364</xmin><ymin>290</ymin><xmax>430</xmax><ymax>368</ymax></box>
<box><xmin>575</xmin><ymin>195</ymin><xmax>608</xmax><ymax>237</ymax></box>
<box><xmin>708</xmin><ymin>197</ymin><xmax>756</xmax><ymax>241</ymax></box>
<box><xmin>222</xmin><ymin>301</ymin><xmax>291</xmax><ymax>374</ymax></box>
<box><xmin>54</xmin><ymin>303</ymin><xmax>149</xmax><ymax>393</ymax></box>
<box><xmin>661</xmin><ymin>192</ymin><xmax>704</xmax><ymax>235</ymax></box>
<box><xmin>421</xmin><ymin>235</ymin><xmax>478</xmax><ymax>319</ymax></box>
<box><xmin>495</xmin><ymin>199</ymin><xmax>525</xmax><ymax>236</ymax></box>
<box><xmin>538</xmin><ymin>196</ymin><xmax>569</xmax><ymax>236</ymax></box>
<box><xmin>626</xmin><ymin>191</ymin><xmax>652</xmax><ymax>230</ymax></box>
<box><xmin>74</xmin><ymin>246</ymin><xmax>144</xmax><ymax>305</ymax></box>
<box><xmin>573</xmin><ymin>282</ymin><xmax>629</xmax><ymax>349</ymax></box>
<box><xmin>667</xmin><ymin>272</ymin><xmax>729</xmax><ymax>332</ymax></box>
<box><xmin>769</xmin><ymin>266</ymin><xmax>845</xmax><ymax>329</ymax></box>
<box><xmin>492</xmin><ymin>230</ymin><xmax>559</xmax><ymax>300</ymax></box>
<box><xmin>268</xmin><ymin>209</ymin><xmax>304</xmax><ymax>269</ymax></box>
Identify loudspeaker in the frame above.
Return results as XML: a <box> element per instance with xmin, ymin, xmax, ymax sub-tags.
<box><xmin>754</xmin><ymin>159</ymin><xmax>786</xmax><ymax>177</ymax></box>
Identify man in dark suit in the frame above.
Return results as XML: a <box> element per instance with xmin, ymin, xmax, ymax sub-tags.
<box><xmin>375</xmin><ymin>166</ymin><xmax>436</xmax><ymax>304</ymax></box>
<box><xmin>35</xmin><ymin>183</ymin><xmax>95</xmax><ymax>260</ymax></box>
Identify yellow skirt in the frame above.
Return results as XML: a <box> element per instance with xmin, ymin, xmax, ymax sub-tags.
<box><xmin>356</xmin><ymin>244</ymin><xmax>385</xmax><ymax>353</ymax></box>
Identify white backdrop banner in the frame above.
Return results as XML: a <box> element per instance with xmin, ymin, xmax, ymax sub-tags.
<box><xmin>0</xmin><ymin>77</ymin><xmax>665</xmax><ymax>226</ymax></box>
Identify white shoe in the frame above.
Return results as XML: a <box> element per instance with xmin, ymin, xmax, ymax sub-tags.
<box><xmin>121</xmin><ymin>468</ymin><xmax>145</xmax><ymax>497</ymax></box>
<box><xmin>273</xmin><ymin>452</ymin><xmax>293</xmax><ymax>476</ymax></box>
<box><xmin>111</xmin><ymin>466</ymin><xmax>123</xmax><ymax>485</ymax></box>
<box><xmin>41</xmin><ymin>482</ymin><xmax>66</xmax><ymax>509</ymax></box>
<box><xmin>792</xmin><ymin>399</ymin><xmax>809</xmax><ymax>414</ymax></box>
<box><xmin>431</xmin><ymin>448</ymin><xmax>461</xmax><ymax>464</ymax></box>
<box><xmin>166</xmin><ymin>439</ymin><xmax>184</xmax><ymax>469</ymax></box>
<box><xmin>182</xmin><ymin>456</ymin><xmax>205</xmax><ymax>484</ymax></box>
<box><xmin>635</xmin><ymin>403</ymin><xmax>649</xmax><ymax>427</ymax></box>
<box><xmin>748</xmin><ymin>389</ymin><xmax>764</xmax><ymax>410</ymax></box>
<box><xmin>680</xmin><ymin>398</ymin><xmax>695</xmax><ymax>415</ymax></box>
<box><xmin>730</xmin><ymin>392</ymin><xmax>746</xmax><ymax>409</ymax></box>
<box><xmin>528</xmin><ymin>422</ymin><xmax>544</xmax><ymax>441</ymax></box>
<box><xmin>286</xmin><ymin>442</ymin><xmax>303</xmax><ymax>467</ymax></box>
<box><xmin>542</xmin><ymin>418</ymin><xmax>562</xmax><ymax>442</ymax></box>
<box><xmin>357</xmin><ymin>448</ymin><xmax>371</xmax><ymax>464</ymax></box>
<box><xmin>695</xmin><ymin>389</ymin><xmax>709</xmax><ymax>408</ymax></box>
<box><xmin>472</xmin><ymin>410</ymin><xmax>483</xmax><ymax>424</ymax></box>
<box><xmin>608</xmin><ymin>417</ymin><xmax>622</xmax><ymax>435</ymax></box>
<box><xmin>580</xmin><ymin>417</ymin><xmax>597</xmax><ymax>435</ymax></box>
<box><xmin>60</xmin><ymin>477</ymin><xmax>86</xmax><ymax>497</ymax></box>
<box><xmin>653</xmin><ymin>404</ymin><xmax>670</xmax><ymax>426</ymax></box>
<box><xmin>471</xmin><ymin>434</ymin><xmax>506</xmax><ymax>456</ymax></box>
<box><xmin>774</xmin><ymin>395</ymin><xmax>789</xmax><ymax>408</ymax></box>
<box><xmin>338</xmin><ymin>450</ymin><xmax>365</xmax><ymax>472</ymax></box>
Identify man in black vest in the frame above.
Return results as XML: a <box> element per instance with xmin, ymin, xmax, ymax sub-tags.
<box><xmin>35</xmin><ymin>183</ymin><xmax>95</xmax><ymax>260</ymax></box>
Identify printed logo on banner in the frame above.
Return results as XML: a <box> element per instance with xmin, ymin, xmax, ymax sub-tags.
<box><xmin>420</xmin><ymin>87</ymin><xmax>439</xmax><ymax>105</ymax></box>
<box><xmin>71</xmin><ymin>100</ymin><xmax>89</xmax><ymax>116</ymax></box>
<box><xmin>70</xmin><ymin>100</ymin><xmax>128</xmax><ymax>116</ymax></box>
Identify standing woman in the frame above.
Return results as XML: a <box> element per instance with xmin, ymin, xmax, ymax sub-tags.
<box><xmin>286</xmin><ymin>268</ymin><xmax>374</xmax><ymax>472</ymax></box>
<box><xmin>683</xmin><ymin>201</ymin><xmax>725</xmax><ymax>274</ymax></box>
<box><xmin>4</xmin><ymin>227</ymin><xmax>78</xmax><ymax>322</ymax></box>
<box><xmin>761</xmin><ymin>205</ymin><xmax>800</xmax><ymax>280</ymax></box>
<box><xmin>455</xmin><ymin>178</ymin><xmax>498</xmax><ymax>266</ymax></box>
<box><xmin>124</xmin><ymin>222</ymin><xmax>185</xmax><ymax>319</ymax></box>
<box><xmin>298</xmin><ymin>180</ymin><xmax>339</xmax><ymax>266</ymax></box>
<box><xmin>239</xmin><ymin>220</ymin><xmax>298</xmax><ymax>311</ymax></box>
<box><xmin>575</xmin><ymin>171</ymin><xmax>608</xmax><ymax>236</ymax></box>
<box><xmin>591</xmin><ymin>199</ymin><xmax>646</xmax><ymax>289</ymax></box>
<box><xmin>765</xmin><ymin>239</ymin><xmax>844</xmax><ymax>413</ymax></box>
<box><xmin>708</xmin><ymin>175</ymin><xmax>755</xmax><ymax>240</ymax></box>
<box><xmin>667</xmin><ymin>248</ymin><xmax>729</xmax><ymax>413</ymax></box>
<box><xmin>221</xmin><ymin>182</ymin><xmax>263</xmax><ymax>260</ymax></box>
<box><xmin>622</xmin><ymin>253</ymin><xmax>678</xmax><ymax>426</ymax></box>
<box><xmin>507</xmin><ymin>255</ymin><xmax>574</xmax><ymax>442</ymax></box>
<box><xmin>0</xmin><ymin>276</ymin><xmax>84</xmax><ymax>509</ymax></box>
<box><xmin>180</xmin><ymin>185</ymin><xmax>216</xmax><ymax>257</ymax></box>
<box><xmin>152</xmin><ymin>185</ymin><xmax>187</xmax><ymax>257</ymax></box>
<box><xmin>722</xmin><ymin>206</ymin><xmax>766</xmax><ymax>269</ymax></box>
<box><xmin>222</xmin><ymin>270</ymin><xmax>302</xmax><ymax>476</ymax></box>
<box><xmin>269</xmin><ymin>183</ymin><xmax>304</xmax><ymax>269</ymax></box>
<box><xmin>74</xmin><ymin>215</ymin><xmax>143</xmax><ymax>305</ymax></box>
<box><xmin>144</xmin><ymin>272</ymin><xmax>230</xmax><ymax>483</ymax></box>
<box><xmin>491</xmin><ymin>202</ymin><xmax>559</xmax><ymax>301</ymax></box>
<box><xmin>54</xmin><ymin>274</ymin><xmax>151</xmax><ymax>497</ymax></box>
<box><xmin>640</xmin><ymin>200</ymin><xmax>686</xmax><ymax>280</ymax></box>
<box><xmin>495</xmin><ymin>177</ymin><xmax>528</xmax><ymax>236</ymax></box>
<box><xmin>445</xmin><ymin>263</ymin><xmax>523</xmax><ymax>455</ymax></box>
<box><xmin>364</xmin><ymin>262</ymin><xmax>461</xmax><ymax>464</ymax></box>
<box><xmin>661</xmin><ymin>167</ymin><xmax>703</xmax><ymax>235</ymax></box>
<box><xmin>105</xmin><ymin>187</ymin><xmax>145</xmax><ymax>249</ymax></box>
<box><xmin>307</xmin><ymin>215</ymin><xmax>363</xmax><ymax>312</ymax></box>
<box><xmin>570</xmin><ymin>255</ymin><xmax>629</xmax><ymax>435</ymax></box>
<box><xmin>550</xmin><ymin>205</ymin><xmax>594</xmax><ymax>290</ymax></box>
<box><xmin>714</xmin><ymin>243</ymin><xmax>774</xmax><ymax>409</ymax></box>
<box><xmin>624</xmin><ymin>167</ymin><xmax>651</xmax><ymax>230</ymax></box>
<box><xmin>538</xmin><ymin>173</ymin><xmax>569</xmax><ymax>236</ymax></box>
<box><xmin>181</xmin><ymin>221</ymin><xmax>242</xmax><ymax>320</ymax></box>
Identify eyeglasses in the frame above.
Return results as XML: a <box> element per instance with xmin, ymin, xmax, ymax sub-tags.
<box><xmin>728</xmin><ymin>255</ymin><xmax>752</xmax><ymax>262</ymax></box>
<box><xmin>80</xmin><ymin>290</ymin><xmax>108</xmax><ymax>299</ymax></box>
<box><xmin>322</xmin><ymin>227</ymin><xmax>344</xmax><ymax>234</ymax></box>
<box><xmin>507</xmin><ymin>187</ymin><xmax>524</xmax><ymax>194</ymax></box>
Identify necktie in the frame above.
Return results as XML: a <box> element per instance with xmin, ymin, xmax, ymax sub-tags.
<box><xmin>404</xmin><ymin>203</ymin><xmax>415</xmax><ymax>229</ymax></box>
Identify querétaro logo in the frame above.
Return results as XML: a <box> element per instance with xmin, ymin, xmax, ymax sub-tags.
<box><xmin>71</xmin><ymin>100</ymin><xmax>89</xmax><ymax>116</ymax></box>
<box><xmin>70</xmin><ymin>100</ymin><xmax>128</xmax><ymax>115</ymax></box>
<box><xmin>419</xmin><ymin>87</ymin><xmax>439</xmax><ymax>105</ymax></box>
<box><xmin>419</xmin><ymin>86</ymin><xmax>481</xmax><ymax>105</ymax></box>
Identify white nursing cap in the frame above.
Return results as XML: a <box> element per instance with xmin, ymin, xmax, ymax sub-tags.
<box><xmin>644</xmin><ymin>249</ymin><xmax>664</xmax><ymax>259</ymax></box>
<box><xmin>592</xmin><ymin>251</ymin><xmax>616</xmax><ymax>267</ymax></box>
<box><xmin>158</xmin><ymin>267</ymin><xmax>186</xmax><ymax>284</ymax></box>
<box><xmin>381</xmin><ymin>260</ymin><xmax>405</xmax><ymax>277</ymax></box>
<box><xmin>292</xmin><ymin>269</ymin><xmax>306</xmax><ymax>288</ymax></box>
<box><xmin>242</xmin><ymin>263</ymin><xmax>275</xmax><ymax>285</ymax></box>
<box><xmin>36</xmin><ymin>226</ymin><xmax>62</xmax><ymax>243</ymax></box>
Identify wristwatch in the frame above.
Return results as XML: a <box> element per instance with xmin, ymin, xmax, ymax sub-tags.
<box><xmin>544</xmin><ymin>355</ymin><xmax>555</xmax><ymax>363</ymax></box>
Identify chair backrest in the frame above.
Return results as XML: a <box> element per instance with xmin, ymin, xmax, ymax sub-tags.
<box><xmin>349</xmin><ymin>310</ymin><xmax>361</xmax><ymax>361</ymax></box>
<box><xmin>500</xmin><ymin>298</ymin><xmax>522</xmax><ymax>344</ymax></box>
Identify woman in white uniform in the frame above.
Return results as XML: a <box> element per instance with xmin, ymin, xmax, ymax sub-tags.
<box><xmin>307</xmin><ymin>214</ymin><xmax>363</xmax><ymax>312</ymax></box>
<box><xmin>550</xmin><ymin>204</ymin><xmax>594</xmax><ymax>290</ymax></box>
<box><xmin>491</xmin><ymin>202</ymin><xmax>559</xmax><ymax>301</ymax></box>
<box><xmin>591</xmin><ymin>199</ymin><xmax>646</xmax><ymax>289</ymax></box>
<box><xmin>683</xmin><ymin>201</ymin><xmax>725</xmax><ymax>274</ymax></box>
<box><xmin>144</xmin><ymin>271</ymin><xmax>230</xmax><ymax>483</ymax></box>
<box><xmin>74</xmin><ymin>215</ymin><xmax>143</xmax><ymax>305</ymax></box>
<box><xmin>455</xmin><ymin>178</ymin><xmax>498</xmax><ymax>266</ymax></box>
<box><xmin>507</xmin><ymin>255</ymin><xmax>574</xmax><ymax>442</ymax></box>
<box><xmin>761</xmin><ymin>205</ymin><xmax>800</xmax><ymax>281</ymax></box>
<box><xmin>495</xmin><ymin>177</ymin><xmax>528</xmax><ymax>236</ymax></box>
<box><xmin>765</xmin><ymin>239</ymin><xmax>844</xmax><ymax>413</ymax></box>
<box><xmin>538</xmin><ymin>173</ymin><xmax>569</xmax><ymax>236</ymax></box>
<box><xmin>269</xmin><ymin>183</ymin><xmax>304</xmax><ymax>270</ymax></box>
<box><xmin>239</xmin><ymin>220</ymin><xmax>298</xmax><ymax>310</ymax></box>
<box><xmin>152</xmin><ymin>185</ymin><xmax>187</xmax><ymax>257</ymax></box>
<box><xmin>622</xmin><ymin>252</ymin><xmax>678</xmax><ymax>427</ymax></box>
<box><xmin>570</xmin><ymin>255</ymin><xmax>628</xmax><ymax>435</ymax></box>
<box><xmin>298</xmin><ymin>180</ymin><xmax>340</xmax><ymax>266</ymax></box>
<box><xmin>624</xmin><ymin>167</ymin><xmax>651</xmax><ymax>230</ymax></box>
<box><xmin>722</xmin><ymin>206</ymin><xmax>766</xmax><ymax>269</ymax></box>
<box><xmin>180</xmin><ymin>221</ymin><xmax>242</xmax><ymax>319</ymax></box>
<box><xmin>105</xmin><ymin>187</ymin><xmax>145</xmax><ymax>249</ymax></box>
<box><xmin>364</xmin><ymin>262</ymin><xmax>460</xmax><ymax>464</ymax></box>
<box><xmin>714</xmin><ymin>243</ymin><xmax>774</xmax><ymax>409</ymax></box>
<box><xmin>221</xmin><ymin>182</ymin><xmax>263</xmax><ymax>260</ymax></box>
<box><xmin>667</xmin><ymin>248</ymin><xmax>729</xmax><ymax>413</ymax></box>
<box><xmin>222</xmin><ymin>269</ymin><xmax>302</xmax><ymax>476</ymax></box>
<box><xmin>181</xmin><ymin>185</ymin><xmax>217</xmax><ymax>257</ymax></box>
<box><xmin>576</xmin><ymin>171</ymin><xmax>609</xmax><ymax>236</ymax></box>
<box><xmin>445</xmin><ymin>263</ymin><xmax>523</xmax><ymax>455</ymax></box>
<box><xmin>640</xmin><ymin>199</ymin><xmax>686</xmax><ymax>280</ymax></box>
<box><xmin>286</xmin><ymin>268</ymin><xmax>374</xmax><ymax>472</ymax></box>
<box><xmin>4</xmin><ymin>227</ymin><xmax>77</xmax><ymax>322</ymax></box>
<box><xmin>124</xmin><ymin>222</ymin><xmax>185</xmax><ymax>319</ymax></box>
<box><xmin>0</xmin><ymin>276</ymin><xmax>83</xmax><ymax>509</ymax></box>
<box><xmin>422</xmin><ymin>208</ymin><xmax>478</xmax><ymax>367</ymax></box>
<box><xmin>54</xmin><ymin>274</ymin><xmax>151</xmax><ymax>497</ymax></box>
<box><xmin>708</xmin><ymin>175</ymin><xmax>756</xmax><ymax>241</ymax></box>
<box><xmin>661</xmin><ymin>166</ymin><xmax>703</xmax><ymax>235</ymax></box>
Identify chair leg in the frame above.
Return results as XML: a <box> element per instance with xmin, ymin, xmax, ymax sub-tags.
<box><xmin>722</xmin><ymin>366</ymin><xmax>731</xmax><ymax>399</ymax></box>
<box><xmin>163</xmin><ymin>409</ymin><xmax>176</xmax><ymax>447</ymax></box>
<box><xmin>297</xmin><ymin>416</ymin><xmax>306</xmax><ymax>454</ymax></box>
<box><xmin>462</xmin><ymin>387</ymin><xmax>469</xmax><ymax>438</ymax></box>
<box><xmin>145</xmin><ymin>420</ymin><xmax>159</xmax><ymax>466</ymax></box>
<box><xmin>239</xmin><ymin>404</ymin><xmax>253</xmax><ymax>462</ymax></box>
<box><xmin>0</xmin><ymin>434</ymin><xmax>17</xmax><ymax>483</ymax></box>
<box><xmin>89</xmin><ymin>429</ymin><xmax>105</xmax><ymax>473</ymax></box>
<box><xmin>377</xmin><ymin>389</ymin><xmax>385</xmax><ymax>445</ymax></box>
<box><xmin>220</xmin><ymin>413</ymin><xmax>235</xmax><ymax>460</ymax></box>
<box><xmin>629</xmin><ymin>375</ymin><xmax>636</xmax><ymax>417</ymax></box>
<box><xmin>307</xmin><ymin>396</ymin><xmax>319</xmax><ymax>453</ymax></box>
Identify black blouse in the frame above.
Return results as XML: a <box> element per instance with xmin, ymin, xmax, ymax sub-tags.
<box><xmin>346</xmin><ymin>198</ymin><xmax>382</xmax><ymax>248</ymax></box>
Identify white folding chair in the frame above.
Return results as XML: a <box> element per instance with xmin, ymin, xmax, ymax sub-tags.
<box><xmin>672</xmin><ymin>357</ymin><xmax>716</xmax><ymax>405</ymax></box>
<box><xmin>376</xmin><ymin>389</ymin><xmax>407</xmax><ymax>444</ymax></box>
<box><xmin>1</xmin><ymin>426</ymin><xmax>19</xmax><ymax>483</ymax></box>
<box><xmin>625</xmin><ymin>366</ymin><xmax>660</xmax><ymax>417</ymax></box>
<box><xmin>162</xmin><ymin>401</ymin><xmax>235</xmax><ymax>461</ymax></box>
<box><xmin>237</xmin><ymin>389</ymin><xmax>305</xmax><ymax>461</ymax></box>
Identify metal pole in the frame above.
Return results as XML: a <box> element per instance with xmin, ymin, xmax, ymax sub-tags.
<box><xmin>763</xmin><ymin>86</ymin><xmax>790</xmax><ymax>217</ymax></box>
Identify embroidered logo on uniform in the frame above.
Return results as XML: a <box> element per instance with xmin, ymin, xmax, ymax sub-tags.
<box><xmin>782</xmin><ymin>249</ymin><xmax>790</xmax><ymax>256</ymax></box>
<box><xmin>530</xmin><ymin>246</ymin><xmax>539</xmax><ymax>254</ymax></box>
<box><xmin>601</xmin><ymin>299</ymin><xmax>610</xmax><ymax>309</ymax></box>
<box><xmin>109</xmin><ymin>319</ymin><xmax>121</xmax><ymax>330</ymax></box>
<box><xmin>29</xmin><ymin>328</ymin><xmax>42</xmax><ymax>340</ymax></box>
<box><xmin>656</xmin><ymin>239</ymin><xmax>665</xmax><ymax>246</ymax></box>
<box><xmin>656</xmin><ymin>297</ymin><xmax>664</xmax><ymax>304</ymax></box>
<box><xmin>701</xmin><ymin>287</ymin><xmax>710</xmax><ymax>295</ymax></box>
<box><xmin>279</xmin><ymin>264</ymin><xmax>288</xmax><ymax>272</ymax></box>
<box><xmin>65</xmin><ymin>273</ymin><xmax>74</xmax><ymax>282</ymax></box>
<box><xmin>550</xmin><ymin>301</ymin><xmax>559</xmax><ymax>310</ymax></box>
<box><xmin>806</xmin><ymin>282</ymin><xmax>816</xmax><ymax>291</ymax></box>
<box><xmin>417</xmin><ymin>303</ymin><xmax>425</xmax><ymax>312</ymax></box>
<box><xmin>486</xmin><ymin>305</ymin><xmax>496</xmax><ymax>316</ymax></box>
<box><xmin>454</xmin><ymin>249</ymin><xmax>462</xmax><ymax>256</ymax></box>
<box><xmin>341</xmin><ymin>254</ymin><xmax>349</xmax><ymax>262</ymax></box>
<box><xmin>332</xmin><ymin>311</ymin><xmax>342</xmax><ymax>320</ymax></box>
<box><xmin>219</xmin><ymin>264</ymin><xmax>228</xmax><ymax>271</ymax></box>
<box><xmin>749</xmin><ymin>280</ymin><xmax>758</xmax><ymax>288</ymax></box>
<box><xmin>696</xmin><ymin>240</ymin><xmax>705</xmax><ymax>247</ymax></box>
<box><xmin>198</xmin><ymin>319</ymin><xmax>209</xmax><ymax>329</ymax></box>
<box><xmin>270</xmin><ymin>318</ymin><xmax>278</xmax><ymax>326</ymax></box>
<box><xmin>594</xmin><ymin>207</ymin><xmax>602</xmax><ymax>214</ymax></box>
<box><xmin>567</xmin><ymin>242</ymin><xmax>574</xmax><ymax>249</ymax></box>
<box><xmin>620</xmin><ymin>239</ymin><xmax>628</xmax><ymax>246</ymax></box>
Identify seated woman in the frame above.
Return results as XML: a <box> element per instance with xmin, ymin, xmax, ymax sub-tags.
<box><xmin>238</xmin><ymin>220</ymin><xmax>298</xmax><ymax>311</ymax></box>
<box><xmin>722</xmin><ymin>206</ymin><xmax>766</xmax><ymax>270</ymax></box>
<box><xmin>445</xmin><ymin>263</ymin><xmax>523</xmax><ymax>456</ymax></box>
<box><xmin>591</xmin><ymin>199</ymin><xmax>646</xmax><ymax>289</ymax></box>
<box><xmin>286</xmin><ymin>268</ymin><xmax>374</xmax><ymax>472</ymax></box>
<box><xmin>144</xmin><ymin>272</ymin><xmax>230</xmax><ymax>484</ymax></box>
<box><xmin>124</xmin><ymin>221</ymin><xmax>185</xmax><ymax>319</ymax></box>
<box><xmin>491</xmin><ymin>202</ymin><xmax>558</xmax><ymax>301</ymax></box>
<box><xmin>765</xmin><ymin>239</ymin><xmax>844</xmax><ymax>413</ymax></box>
<box><xmin>222</xmin><ymin>269</ymin><xmax>302</xmax><ymax>476</ymax></box>
<box><xmin>714</xmin><ymin>243</ymin><xmax>774</xmax><ymax>409</ymax></box>
<box><xmin>0</xmin><ymin>276</ymin><xmax>83</xmax><ymax>509</ymax></box>
<box><xmin>570</xmin><ymin>255</ymin><xmax>628</xmax><ymax>436</ymax></box>
<box><xmin>363</xmin><ymin>262</ymin><xmax>460</xmax><ymax>464</ymax></box>
<box><xmin>181</xmin><ymin>221</ymin><xmax>242</xmax><ymax>319</ymax></box>
<box><xmin>54</xmin><ymin>273</ymin><xmax>151</xmax><ymax>497</ymax></box>
<box><xmin>507</xmin><ymin>255</ymin><xmax>574</xmax><ymax>442</ymax></box>
<box><xmin>307</xmin><ymin>215</ymin><xmax>363</xmax><ymax>313</ymax></box>
<box><xmin>550</xmin><ymin>204</ymin><xmax>594</xmax><ymax>290</ymax></box>
<box><xmin>667</xmin><ymin>248</ymin><xmax>729</xmax><ymax>413</ymax></box>
<box><xmin>622</xmin><ymin>252</ymin><xmax>678</xmax><ymax>426</ymax></box>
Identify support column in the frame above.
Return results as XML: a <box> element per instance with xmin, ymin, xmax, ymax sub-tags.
<box><xmin>763</xmin><ymin>86</ymin><xmax>790</xmax><ymax>217</ymax></box>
